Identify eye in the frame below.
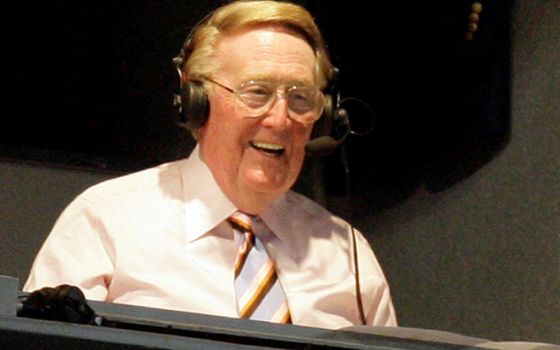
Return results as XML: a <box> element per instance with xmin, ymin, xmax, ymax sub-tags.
<box><xmin>288</xmin><ymin>88</ymin><xmax>314</xmax><ymax>113</ymax></box>
<box><xmin>245</xmin><ymin>85</ymin><xmax>270</xmax><ymax>97</ymax></box>
<box><xmin>239</xmin><ymin>83</ymin><xmax>273</xmax><ymax>107</ymax></box>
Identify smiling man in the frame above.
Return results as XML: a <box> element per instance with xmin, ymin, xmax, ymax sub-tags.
<box><xmin>24</xmin><ymin>0</ymin><xmax>397</xmax><ymax>329</ymax></box>
<box><xmin>199</xmin><ymin>26</ymin><xmax>317</xmax><ymax>214</ymax></box>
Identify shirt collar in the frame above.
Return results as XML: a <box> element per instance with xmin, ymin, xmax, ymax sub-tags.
<box><xmin>181</xmin><ymin>145</ymin><xmax>237</xmax><ymax>242</ymax></box>
<box><xmin>260</xmin><ymin>193</ymin><xmax>300</xmax><ymax>259</ymax></box>
<box><xmin>180</xmin><ymin>145</ymin><xmax>295</xmax><ymax>257</ymax></box>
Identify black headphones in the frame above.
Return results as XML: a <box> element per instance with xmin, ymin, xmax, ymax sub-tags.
<box><xmin>172</xmin><ymin>10</ymin><xmax>350</xmax><ymax>156</ymax></box>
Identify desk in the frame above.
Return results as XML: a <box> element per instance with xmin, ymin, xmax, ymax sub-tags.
<box><xmin>0</xmin><ymin>275</ymin><xmax>531</xmax><ymax>349</ymax></box>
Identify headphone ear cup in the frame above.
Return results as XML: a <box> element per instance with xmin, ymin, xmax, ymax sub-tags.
<box><xmin>180</xmin><ymin>80</ymin><xmax>209</xmax><ymax>130</ymax></box>
<box><xmin>311</xmin><ymin>94</ymin><xmax>333</xmax><ymax>139</ymax></box>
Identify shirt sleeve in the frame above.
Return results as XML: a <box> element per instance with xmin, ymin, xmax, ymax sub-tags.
<box><xmin>23</xmin><ymin>196</ymin><xmax>114</xmax><ymax>301</ymax></box>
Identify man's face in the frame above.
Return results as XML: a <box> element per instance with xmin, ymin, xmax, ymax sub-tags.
<box><xmin>198</xmin><ymin>26</ymin><xmax>317</xmax><ymax>214</ymax></box>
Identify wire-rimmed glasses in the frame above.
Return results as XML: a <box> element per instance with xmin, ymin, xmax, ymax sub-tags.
<box><xmin>204</xmin><ymin>77</ymin><xmax>325</xmax><ymax>124</ymax></box>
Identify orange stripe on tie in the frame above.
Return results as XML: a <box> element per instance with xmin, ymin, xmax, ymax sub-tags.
<box><xmin>229</xmin><ymin>211</ymin><xmax>292</xmax><ymax>323</ymax></box>
<box><xmin>239</xmin><ymin>262</ymin><xmax>277</xmax><ymax>318</ymax></box>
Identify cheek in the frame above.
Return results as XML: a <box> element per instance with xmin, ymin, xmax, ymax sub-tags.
<box><xmin>293</xmin><ymin>123</ymin><xmax>314</xmax><ymax>150</ymax></box>
<box><xmin>287</xmin><ymin>125</ymin><xmax>313</xmax><ymax>171</ymax></box>
<box><xmin>199</xmin><ymin>97</ymin><xmax>243</xmax><ymax>162</ymax></box>
<box><xmin>204</xmin><ymin>94</ymin><xmax>246</xmax><ymax>142</ymax></box>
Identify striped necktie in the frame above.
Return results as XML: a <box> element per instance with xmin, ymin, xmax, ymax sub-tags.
<box><xmin>228</xmin><ymin>211</ymin><xmax>291</xmax><ymax>323</ymax></box>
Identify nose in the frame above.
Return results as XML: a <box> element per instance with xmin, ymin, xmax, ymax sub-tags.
<box><xmin>261</xmin><ymin>93</ymin><xmax>290</xmax><ymax>129</ymax></box>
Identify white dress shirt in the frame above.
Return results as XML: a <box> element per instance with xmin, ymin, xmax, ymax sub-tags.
<box><xmin>24</xmin><ymin>145</ymin><xmax>397</xmax><ymax>329</ymax></box>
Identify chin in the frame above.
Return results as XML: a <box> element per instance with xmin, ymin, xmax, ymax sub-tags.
<box><xmin>248</xmin><ymin>181</ymin><xmax>289</xmax><ymax>196</ymax></box>
<box><xmin>243</xmin><ymin>174</ymin><xmax>293</xmax><ymax>196</ymax></box>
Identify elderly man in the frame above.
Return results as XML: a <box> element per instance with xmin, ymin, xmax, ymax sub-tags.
<box><xmin>25</xmin><ymin>0</ymin><xmax>396</xmax><ymax>329</ymax></box>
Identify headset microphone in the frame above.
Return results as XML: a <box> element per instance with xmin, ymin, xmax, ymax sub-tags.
<box><xmin>305</xmin><ymin>107</ymin><xmax>350</xmax><ymax>156</ymax></box>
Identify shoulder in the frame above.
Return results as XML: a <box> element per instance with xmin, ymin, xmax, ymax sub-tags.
<box><xmin>285</xmin><ymin>191</ymin><xmax>347</xmax><ymax>222</ymax></box>
<box><xmin>77</xmin><ymin>159</ymin><xmax>187</xmax><ymax>205</ymax></box>
<box><xmin>277</xmin><ymin>191</ymin><xmax>351</xmax><ymax>238</ymax></box>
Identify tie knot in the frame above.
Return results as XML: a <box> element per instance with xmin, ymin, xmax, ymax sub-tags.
<box><xmin>228</xmin><ymin>211</ymin><xmax>256</xmax><ymax>234</ymax></box>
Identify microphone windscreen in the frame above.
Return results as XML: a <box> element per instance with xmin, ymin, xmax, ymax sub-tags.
<box><xmin>305</xmin><ymin>106</ymin><xmax>351</xmax><ymax>156</ymax></box>
<box><xmin>305</xmin><ymin>136</ymin><xmax>341</xmax><ymax>156</ymax></box>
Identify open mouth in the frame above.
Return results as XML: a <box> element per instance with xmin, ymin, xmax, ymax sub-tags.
<box><xmin>250</xmin><ymin>141</ymin><xmax>285</xmax><ymax>156</ymax></box>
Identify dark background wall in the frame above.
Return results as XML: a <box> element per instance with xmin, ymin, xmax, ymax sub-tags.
<box><xmin>1</xmin><ymin>0</ymin><xmax>558</xmax><ymax>344</ymax></box>
<box><xmin>355</xmin><ymin>0</ymin><xmax>558</xmax><ymax>342</ymax></box>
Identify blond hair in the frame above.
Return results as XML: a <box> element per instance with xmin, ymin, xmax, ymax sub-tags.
<box><xmin>178</xmin><ymin>0</ymin><xmax>334</xmax><ymax>89</ymax></box>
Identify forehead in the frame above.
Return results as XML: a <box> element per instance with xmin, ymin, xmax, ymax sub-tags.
<box><xmin>214</xmin><ymin>25</ymin><xmax>317</xmax><ymax>85</ymax></box>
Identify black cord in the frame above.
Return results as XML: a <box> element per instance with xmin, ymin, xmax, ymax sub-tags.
<box><xmin>351</xmin><ymin>225</ymin><xmax>367</xmax><ymax>326</ymax></box>
<box><xmin>337</xmin><ymin>132</ymin><xmax>366</xmax><ymax>325</ymax></box>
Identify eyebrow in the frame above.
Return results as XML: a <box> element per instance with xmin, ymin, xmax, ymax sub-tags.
<box><xmin>238</xmin><ymin>75</ymin><xmax>316</xmax><ymax>88</ymax></box>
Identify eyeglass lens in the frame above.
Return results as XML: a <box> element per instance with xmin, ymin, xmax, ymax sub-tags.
<box><xmin>235</xmin><ymin>81</ymin><xmax>324</xmax><ymax>123</ymax></box>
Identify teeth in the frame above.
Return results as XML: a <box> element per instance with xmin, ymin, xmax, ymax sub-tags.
<box><xmin>251</xmin><ymin>141</ymin><xmax>284</xmax><ymax>151</ymax></box>
<box><xmin>250</xmin><ymin>141</ymin><xmax>285</xmax><ymax>155</ymax></box>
